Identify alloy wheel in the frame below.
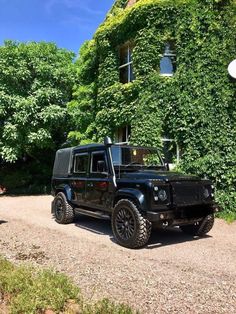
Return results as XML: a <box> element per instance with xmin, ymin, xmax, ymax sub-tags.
<box><xmin>115</xmin><ymin>207</ymin><xmax>136</xmax><ymax>240</ymax></box>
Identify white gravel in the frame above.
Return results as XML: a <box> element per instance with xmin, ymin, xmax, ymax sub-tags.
<box><xmin>0</xmin><ymin>195</ymin><xmax>236</xmax><ymax>313</ymax></box>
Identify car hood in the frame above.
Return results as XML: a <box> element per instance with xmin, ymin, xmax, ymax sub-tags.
<box><xmin>119</xmin><ymin>170</ymin><xmax>200</xmax><ymax>182</ymax></box>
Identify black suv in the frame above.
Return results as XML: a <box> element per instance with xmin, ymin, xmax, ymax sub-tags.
<box><xmin>51</xmin><ymin>137</ymin><xmax>218</xmax><ymax>249</ymax></box>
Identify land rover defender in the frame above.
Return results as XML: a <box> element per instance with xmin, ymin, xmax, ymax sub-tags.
<box><xmin>51</xmin><ymin>137</ymin><xmax>218</xmax><ymax>248</ymax></box>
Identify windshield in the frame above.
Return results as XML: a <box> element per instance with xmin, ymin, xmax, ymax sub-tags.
<box><xmin>111</xmin><ymin>146</ymin><xmax>163</xmax><ymax>167</ymax></box>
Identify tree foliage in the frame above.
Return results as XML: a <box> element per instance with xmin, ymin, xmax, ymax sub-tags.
<box><xmin>0</xmin><ymin>41</ymin><xmax>76</xmax><ymax>162</ymax></box>
<box><xmin>68</xmin><ymin>0</ymin><xmax>236</xmax><ymax>215</ymax></box>
<box><xmin>67</xmin><ymin>40</ymin><xmax>97</xmax><ymax>145</ymax></box>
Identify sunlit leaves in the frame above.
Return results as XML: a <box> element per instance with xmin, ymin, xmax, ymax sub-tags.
<box><xmin>0</xmin><ymin>41</ymin><xmax>76</xmax><ymax>162</ymax></box>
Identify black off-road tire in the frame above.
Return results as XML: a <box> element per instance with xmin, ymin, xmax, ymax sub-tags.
<box><xmin>112</xmin><ymin>199</ymin><xmax>152</xmax><ymax>249</ymax></box>
<box><xmin>53</xmin><ymin>192</ymin><xmax>75</xmax><ymax>224</ymax></box>
<box><xmin>180</xmin><ymin>214</ymin><xmax>214</xmax><ymax>236</ymax></box>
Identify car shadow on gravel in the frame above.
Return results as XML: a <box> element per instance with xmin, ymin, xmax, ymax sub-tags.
<box><xmin>146</xmin><ymin>227</ymin><xmax>211</xmax><ymax>249</ymax></box>
<box><xmin>74</xmin><ymin>216</ymin><xmax>211</xmax><ymax>249</ymax></box>
<box><xmin>0</xmin><ymin>220</ymin><xmax>7</xmax><ymax>225</ymax></box>
<box><xmin>74</xmin><ymin>215</ymin><xmax>113</xmax><ymax>237</ymax></box>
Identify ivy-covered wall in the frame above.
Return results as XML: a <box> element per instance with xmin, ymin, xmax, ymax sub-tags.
<box><xmin>68</xmin><ymin>0</ymin><xmax>236</xmax><ymax>217</ymax></box>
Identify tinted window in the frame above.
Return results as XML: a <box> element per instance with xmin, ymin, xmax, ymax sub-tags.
<box><xmin>91</xmin><ymin>152</ymin><xmax>107</xmax><ymax>173</ymax></box>
<box><xmin>74</xmin><ymin>154</ymin><xmax>88</xmax><ymax>173</ymax></box>
<box><xmin>111</xmin><ymin>146</ymin><xmax>121</xmax><ymax>165</ymax></box>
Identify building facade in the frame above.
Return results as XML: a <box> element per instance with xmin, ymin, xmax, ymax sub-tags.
<box><xmin>68</xmin><ymin>0</ymin><xmax>236</xmax><ymax>210</ymax></box>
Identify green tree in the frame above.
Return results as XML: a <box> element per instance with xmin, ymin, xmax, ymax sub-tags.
<box><xmin>0</xmin><ymin>40</ymin><xmax>76</xmax><ymax>162</ymax></box>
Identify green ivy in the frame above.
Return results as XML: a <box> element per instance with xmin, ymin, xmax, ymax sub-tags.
<box><xmin>68</xmin><ymin>0</ymin><xmax>236</xmax><ymax>216</ymax></box>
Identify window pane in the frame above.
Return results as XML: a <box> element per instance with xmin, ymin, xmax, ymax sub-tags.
<box><xmin>115</xmin><ymin>125</ymin><xmax>131</xmax><ymax>143</ymax></box>
<box><xmin>121</xmin><ymin>148</ymin><xmax>162</xmax><ymax>166</ymax></box>
<box><xmin>164</xmin><ymin>43</ymin><xmax>171</xmax><ymax>55</ymax></box>
<box><xmin>92</xmin><ymin>152</ymin><xmax>107</xmax><ymax>172</ymax></box>
<box><xmin>160</xmin><ymin>42</ymin><xmax>176</xmax><ymax>75</ymax></box>
<box><xmin>120</xmin><ymin>46</ymin><xmax>128</xmax><ymax>66</ymax></box>
<box><xmin>130</xmin><ymin>64</ymin><xmax>135</xmax><ymax>82</ymax></box>
<box><xmin>160</xmin><ymin>56</ymin><xmax>174</xmax><ymax>75</ymax></box>
<box><xmin>120</xmin><ymin>66</ymin><xmax>129</xmax><ymax>83</ymax></box>
<box><xmin>74</xmin><ymin>155</ymin><xmax>88</xmax><ymax>173</ymax></box>
<box><xmin>128</xmin><ymin>46</ymin><xmax>133</xmax><ymax>63</ymax></box>
<box><xmin>111</xmin><ymin>146</ymin><xmax>121</xmax><ymax>165</ymax></box>
<box><xmin>164</xmin><ymin>42</ymin><xmax>176</xmax><ymax>55</ymax></box>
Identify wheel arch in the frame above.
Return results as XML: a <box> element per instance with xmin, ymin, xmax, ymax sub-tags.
<box><xmin>55</xmin><ymin>185</ymin><xmax>72</xmax><ymax>200</ymax></box>
<box><xmin>52</xmin><ymin>185</ymin><xmax>73</xmax><ymax>213</ymax></box>
<box><xmin>113</xmin><ymin>188</ymin><xmax>147</xmax><ymax>213</ymax></box>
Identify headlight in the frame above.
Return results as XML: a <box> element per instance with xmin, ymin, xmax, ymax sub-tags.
<box><xmin>158</xmin><ymin>189</ymin><xmax>168</xmax><ymax>202</ymax></box>
<box><xmin>153</xmin><ymin>185</ymin><xmax>169</xmax><ymax>202</ymax></box>
<box><xmin>203</xmin><ymin>186</ymin><xmax>212</xmax><ymax>199</ymax></box>
<box><xmin>203</xmin><ymin>188</ymin><xmax>210</xmax><ymax>199</ymax></box>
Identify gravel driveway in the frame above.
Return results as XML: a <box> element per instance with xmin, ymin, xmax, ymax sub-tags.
<box><xmin>0</xmin><ymin>195</ymin><xmax>235</xmax><ymax>314</ymax></box>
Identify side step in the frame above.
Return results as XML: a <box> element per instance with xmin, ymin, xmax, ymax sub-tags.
<box><xmin>75</xmin><ymin>208</ymin><xmax>110</xmax><ymax>220</ymax></box>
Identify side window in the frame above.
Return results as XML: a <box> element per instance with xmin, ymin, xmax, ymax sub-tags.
<box><xmin>91</xmin><ymin>151</ymin><xmax>108</xmax><ymax>173</ymax></box>
<box><xmin>74</xmin><ymin>153</ymin><xmax>88</xmax><ymax>174</ymax></box>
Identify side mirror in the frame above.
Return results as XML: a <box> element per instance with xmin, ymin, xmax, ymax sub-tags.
<box><xmin>97</xmin><ymin>160</ymin><xmax>107</xmax><ymax>173</ymax></box>
<box><xmin>163</xmin><ymin>158</ymin><xmax>170</xmax><ymax>171</ymax></box>
<box><xmin>165</xmin><ymin>163</ymin><xmax>170</xmax><ymax>171</ymax></box>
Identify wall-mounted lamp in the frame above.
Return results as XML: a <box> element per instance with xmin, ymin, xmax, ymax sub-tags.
<box><xmin>228</xmin><ymin>60</ymin><xmax>236</xmax><ymax>79</ymax></box>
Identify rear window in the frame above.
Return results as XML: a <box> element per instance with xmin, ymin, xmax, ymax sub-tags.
<box><xmin>53</xmin><ymin>148</ymin><xmax>73</xmax><ymax>177</ymax></box>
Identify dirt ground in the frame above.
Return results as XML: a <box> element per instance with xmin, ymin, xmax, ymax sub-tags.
<box><xmin>0</xmin><ymin>195</ymin><xmax>236</xmax><ymax>314</ymax></box>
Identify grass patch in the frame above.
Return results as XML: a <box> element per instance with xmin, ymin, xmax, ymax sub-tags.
<box><xmin>217</xmin><ymin>211</ymin><xmax>236</xmax><ymax>224</ymax></box>
<box><xmin>0</xmin><ymin>257</ymin><xmax>136</xmax><ymax>314</ymax></box>
<box><xmin>0</xmin><ymin>258</ymin><xmax>79</xmax><ymax>313</ymax></box>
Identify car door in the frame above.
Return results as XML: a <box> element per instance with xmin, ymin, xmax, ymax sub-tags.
<box><xmin>71</xmin><ymin>152</ymin><xmax>88</xmax><ymax>206</ymax></box>
<box><xmin>85</xmin><ymin>150</ymin><xmax>112</xmax><ymax>210</ymax></box>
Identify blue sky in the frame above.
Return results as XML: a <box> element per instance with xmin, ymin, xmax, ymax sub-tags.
<box><xmin>0</xmin><ymin>0</ymin><xmax>115</xmax><ymax>54</ymax></box>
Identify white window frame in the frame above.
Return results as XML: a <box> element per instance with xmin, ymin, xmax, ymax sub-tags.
<box><xmin>119</xmin><ymin>44</ymin><xmax>134</xmax><ymax>83</ymax></box>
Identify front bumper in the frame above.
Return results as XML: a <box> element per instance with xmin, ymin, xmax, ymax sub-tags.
<box><xmin>146</xmin><ymin>204</ymin><xmax>220</xmax><ymax>224</ymax></box>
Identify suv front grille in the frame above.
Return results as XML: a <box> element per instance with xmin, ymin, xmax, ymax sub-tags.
<box><xmin>171</xmin><ymin>182</ymin><xmax>203</xmax><ymax>206</ymax></box>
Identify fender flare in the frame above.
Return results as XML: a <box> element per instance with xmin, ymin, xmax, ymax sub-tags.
<box><xmin>114</xmin><ymin>188</ymin><xmax>147</xmax><ymax>212</ymax></box>
<box><xmin>52</xmin><ymin>185</ymin><xmax>73</xmax><ymax>213</ymax></box>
